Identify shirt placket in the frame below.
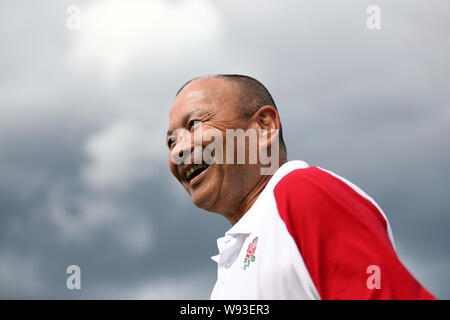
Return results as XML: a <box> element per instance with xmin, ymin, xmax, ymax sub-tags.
<box><xmin>216</xmin><ymin>234</ymin><xmax>246</xmax><ymax>298</ymax></box>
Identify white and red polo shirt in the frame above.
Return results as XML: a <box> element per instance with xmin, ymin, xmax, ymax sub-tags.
<box><xmin>210</xmin><ymin>160</ymin><xmax>435</xmax><ymax>300</ymax></box>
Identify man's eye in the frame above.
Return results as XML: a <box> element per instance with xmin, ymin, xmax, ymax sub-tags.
<box><xmin>188</xmin><ymin>120</ymin><xmax>201</xmax><ymax>130</ymax></box>
<box><xmin>167</xmin><ymin>137</ymin><xmax>175</xmax><ymax>149</ymax></box>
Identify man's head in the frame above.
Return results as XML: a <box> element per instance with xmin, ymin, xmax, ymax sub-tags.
<box><xmin>167</xmin><ymin>74</ymin><xmax>287</xmax><ymax>221</ymax></box>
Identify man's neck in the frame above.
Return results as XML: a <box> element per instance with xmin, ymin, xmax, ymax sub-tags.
<box><xmin>226</xmin><ymin>160</ymin><xmax>287</xmax><ymax>225</ymax></box>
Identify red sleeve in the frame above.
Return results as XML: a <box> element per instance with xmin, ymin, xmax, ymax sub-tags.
<box><xmin>273</xmin><ymin>167</ymin><xmax>436</xmax><ymax>300</ymax></box>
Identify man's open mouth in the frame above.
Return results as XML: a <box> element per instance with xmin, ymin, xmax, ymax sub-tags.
<box><xmin>184</xmin><ymin>163</ymin><xmax>210</xmax><ymax>183</ymax></box>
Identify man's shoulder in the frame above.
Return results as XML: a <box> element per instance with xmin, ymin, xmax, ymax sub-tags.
<box><xmin>273</xmin><ymin>165</ymin><xmax>343</xmax><ymax>202</ymax></box>
<box><xmin>273</xmin><ymin>164</ymin><xmax>390</xmax><ymax>236</ymax></box>
<box><xmin>272</xmin><ymin>164</ymin><xmax>381</xmax><ymax>222</ymax></box>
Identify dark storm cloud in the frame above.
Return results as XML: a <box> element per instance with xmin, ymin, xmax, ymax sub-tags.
<box><xmin>0</xmin><ymin>0</ymin><xmax>448</xmax><ymax>299</ymax></box>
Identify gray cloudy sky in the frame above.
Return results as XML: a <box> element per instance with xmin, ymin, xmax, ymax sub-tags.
<box><xmin>0</xmin><ymin>0</ymin><xmax>449</xmax><ymax>299</ymax></box>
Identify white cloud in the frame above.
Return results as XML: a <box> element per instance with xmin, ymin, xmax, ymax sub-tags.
<box><xmin>69</xmin><ymin>0</ymin><xmax>222</xmax><ymax>79</ymax></box>
<box><xmin>82</xmin><ymin>121</ymin><xmax>164</xmax><ymax>192</ymax></box>
<box><xmin>116</xmin><ymin>217</ymin><xmax>154</xmax><ymax>255</ymax></box>
<box><xmin>43</xmin><ymin>119</ymin><xmax>163</xmax><ymax>254</ymax></box>
<box><xmin>48</xmin><ymin>186</ymin><xmax>153</xmax><ymax>254</ymax></box>
<box><xmin>49</xmin><ymin>188</ymin><xmax>120</xmax><ymax>241</ymax></box>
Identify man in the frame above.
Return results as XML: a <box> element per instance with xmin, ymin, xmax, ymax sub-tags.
<box><xmin>166</xmin><ymin>74</ymin><xmax>435</xmax><ymax>299</ymax></box>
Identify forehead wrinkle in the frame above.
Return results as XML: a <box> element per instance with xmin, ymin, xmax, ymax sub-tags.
<box><xmin>168</xmin><ymin>77</ymin><xmax>238</xmax><ymax>136</ymax></box>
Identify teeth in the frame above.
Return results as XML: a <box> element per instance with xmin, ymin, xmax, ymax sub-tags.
<box><xmin>185</xmin><ymin>163</ymin><xmax>208</xmax><ymax>180</ymax></box>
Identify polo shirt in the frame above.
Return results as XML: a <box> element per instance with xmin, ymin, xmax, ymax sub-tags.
<box><xmin>210</xmin><ymin>160</ymin><xmax>435</xmax><ymax>299</ymax></box>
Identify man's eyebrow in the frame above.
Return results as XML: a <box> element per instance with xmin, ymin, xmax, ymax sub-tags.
<box><xmin>182</xmin><ymin>109</ymin><xmax>204</xmax><ymax>125</ymax></box>
<box><xmin>166</xmin><ymin>109</ymin><xmax>204</xmax><ymax>138</ymax></box>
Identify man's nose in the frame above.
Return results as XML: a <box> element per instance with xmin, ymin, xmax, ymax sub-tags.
<box><xmin>176</xmin><ymin>145</ymin><xmax>192</xmax><ymax>161</ymax></box>
<box><xmin>170</xmin><ymin>137</ymin><xmax>194</xmax><ymax>165</ymax></box>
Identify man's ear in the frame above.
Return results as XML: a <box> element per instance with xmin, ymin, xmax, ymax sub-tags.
<box><xmin>254</xmin><ymin>105</ymin><xmax>280</xmax><ymax>131</ymax></box>
<box><xmin>253</xmin><ymin>105</ymin><xmax>281</xmax><ymax>149</ymax></box>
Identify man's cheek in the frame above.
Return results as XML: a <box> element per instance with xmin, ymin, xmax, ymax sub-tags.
<box><xmin>169</xmin><ymin>163</ymin><xmax>181</xmax><ymax>181</ymax></box>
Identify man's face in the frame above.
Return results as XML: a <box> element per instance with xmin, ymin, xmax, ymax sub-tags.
<box><xmin>167</xmin><ymin>78</ymin><xmax>254</xmax><ymax>213</ymax></box>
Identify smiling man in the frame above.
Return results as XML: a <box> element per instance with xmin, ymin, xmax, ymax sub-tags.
<box><xmin>167</xmin><ymin>74</ymin><xmax>435</xmax><ymax>300</ymax></box>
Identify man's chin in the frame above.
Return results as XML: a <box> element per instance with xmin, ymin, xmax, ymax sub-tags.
<box><xmin>190</xmin><ymin>188</ymin><xmax>217</xmax><ymax>212</ymax></box>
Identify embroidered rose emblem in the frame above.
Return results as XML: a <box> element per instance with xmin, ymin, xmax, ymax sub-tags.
<box><xmin>242</xmin><ymin>236</ymin><xmax>258</xmax><ymax>270</ymax></box>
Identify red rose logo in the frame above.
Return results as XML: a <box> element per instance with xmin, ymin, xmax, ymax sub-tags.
<box><xmin>246</xmin><ymin>237</ymin><xmax>258</xmax><ymax>258</ymax></box>
<box><xmin>242</xmin><ymin>237</ymin><xmax>258</xmax><ymax>270</ymax></box>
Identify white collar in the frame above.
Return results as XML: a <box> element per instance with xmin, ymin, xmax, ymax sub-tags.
<box><xmin>224</xmin><ymin>160</ymin><xmax>309</xmax><ymax>236</ymax></box>
<box><xmin>210</xmin><ymin>160</ymin><xmax>309</xmax><ymax>263</ymax></box>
